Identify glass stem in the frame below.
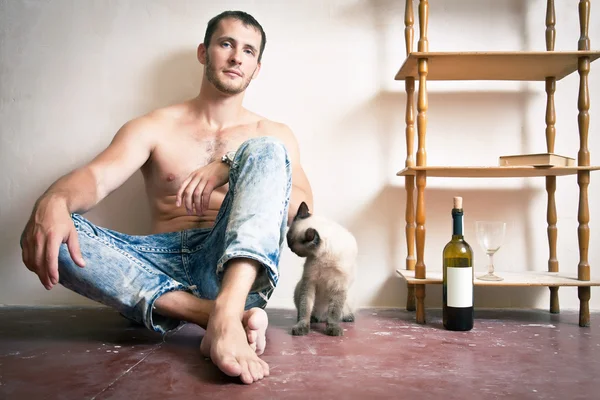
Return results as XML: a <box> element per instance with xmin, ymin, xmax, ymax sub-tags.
<box><xmin>487</xmin><ymin>253</ymin><xmax>495</xmax><ymax>275</ymax></box>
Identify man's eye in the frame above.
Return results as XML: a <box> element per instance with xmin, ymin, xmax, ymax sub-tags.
<box><xmin>244</xmin><ymin>49</ymin><xmax>255</xmax><ymax>56</ymax></box>
<box><xmin>222</xmin><ymin>42</ymin><xmax>231</xmax><ymax>48</ymax></box>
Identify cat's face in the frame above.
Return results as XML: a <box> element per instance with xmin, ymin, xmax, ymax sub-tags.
<box><xmin>287</xmin><ymin>202</ymin><xmax>321</xmax><ymax>258</ymax></box>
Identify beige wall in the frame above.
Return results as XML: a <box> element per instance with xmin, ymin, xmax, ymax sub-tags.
<box><xmin>1</xmin><ymin>0</ymin><xmax>598</xmax><ymax>310</ymax></box>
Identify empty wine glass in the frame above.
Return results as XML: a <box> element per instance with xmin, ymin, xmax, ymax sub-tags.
<box><xmin>475</xmin><ymin>221</ymin><xmax>506</xmax><ymax>281</ymax></box>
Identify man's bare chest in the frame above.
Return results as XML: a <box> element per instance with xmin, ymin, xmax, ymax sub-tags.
<box><xmin>143</xmin><ymin>128</ymin><xmax>260</xmax><ymax>194</ymax></box>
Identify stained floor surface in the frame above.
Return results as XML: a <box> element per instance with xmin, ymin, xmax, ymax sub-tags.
<box><xmin>1</xmin><ymin>307</ymin><xmax>598</xmax><ymax>399</ymax></box>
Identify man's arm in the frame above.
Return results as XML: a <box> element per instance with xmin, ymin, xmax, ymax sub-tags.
<box><xmin>269</xmin><ymin>123</ymin><xmax>314</xmax><ymax>225</ymax></box>
<box><xmin>42</xmin><ymin>117</ymin><xmax>157</xmax><ymax>213</ymax></box>
<box><xmin>21</xmin><ymin>115</ymin><xmax>158</xmax><ymax>290</ymax></box>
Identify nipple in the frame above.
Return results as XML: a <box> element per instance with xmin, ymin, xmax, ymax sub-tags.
<box><xmin>167</xmin><ymin>174</ymin><xmax>175</xmax><ymax>182</ymax></box>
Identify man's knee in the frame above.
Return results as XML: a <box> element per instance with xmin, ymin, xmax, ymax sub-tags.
<box><xmin>237</xmin><ymin>136</ymin><xmax>289</xmax><ymax>167</ymax></box>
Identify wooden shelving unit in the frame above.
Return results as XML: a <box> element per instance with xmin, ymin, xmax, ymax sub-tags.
<box><xmin>396</xmin><ymin>0</ymin><xmax>599</xmax><ymax>327</ymax></box>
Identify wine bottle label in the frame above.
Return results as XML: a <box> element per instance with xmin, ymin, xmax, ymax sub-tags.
<box><xmin>447</xmin><ymin>266</ymin><xmax>473</xmax><ymax>308</ymax></box>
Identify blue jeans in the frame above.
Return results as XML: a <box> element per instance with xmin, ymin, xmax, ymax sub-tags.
<box><xmin>56</xmin><ymin>137</ymin><xmax>292</xmax><ymax>334</ymax></box>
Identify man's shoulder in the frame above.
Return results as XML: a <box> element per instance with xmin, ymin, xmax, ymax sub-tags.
<box><xmin>121</xmin><ymin>103</ymin><xmax>187</xmax><ymax>135</ymax></box>
<box><xmin>253</xmin><ymin>117</ymin><xmax>301</xmax><ymax>157</ymax></box>
<box><xmin>145</xmin><ymin>102</ymin><xmax>189</xmax><ymax>125</ymax></box>
<box><xmin>256</xmin><ymin>118</ymin><xmax>294</xmax><ymax>139</ymax></box>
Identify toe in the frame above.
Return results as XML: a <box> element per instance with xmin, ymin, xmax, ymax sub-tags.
<box><xmin>245</xmin><ymin>307</ymin><xmax>269</xmax><ymax>331</ymax></box>
<box><xmin>246</xmin><ymin>328</ymin><xmax>258</xmax><ymax>352</ymax></box>
<box><xmin>255</xmin><ymin>331</ymin><xmax>266</xmax><ymax>356</ymax></box>
<box><xmin>238</xmin><ymin>360</ymin><xmax>253</xmax><ymax>385</ymax></box>
<box><xmin>243</xmin><ymin>308</ymin><xmax>268</xmax><ymax>355</ymax></box>
<box><xmin>247</xmin><ymin>328</ymin><xmax>258</xmax><ymax>345</ymax></box>
<box><xmin>259</xmin><ymin>358</ymin><xmax>270</xmax><ymax>376</ymax></box>
<box><xmin>249</xmin><ymin>359</ymin><xmax>264</xmax><ymax>381</ymax></box>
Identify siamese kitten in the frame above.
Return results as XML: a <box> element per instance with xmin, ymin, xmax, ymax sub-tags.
<box><xmin>286</xmin><ymin>202</ymin><xmax>357</xmax><ymax>336</ymax></box>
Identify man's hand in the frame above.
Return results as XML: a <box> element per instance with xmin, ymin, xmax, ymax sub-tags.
<box><xmin>21</xmin><ymin>197</ymin><xmax>86</xmax><ymax>290</ymax></box>
<box><xmin>176</xmin><ymin>160</ymin><xmax>230</xmax><ymax>216</ymax></box>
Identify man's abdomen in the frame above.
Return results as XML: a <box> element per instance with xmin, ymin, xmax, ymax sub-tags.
<box><xmin>150</xmin><ymin>189</ymin><xmax>227</xmax><ymax>233</ymax></box>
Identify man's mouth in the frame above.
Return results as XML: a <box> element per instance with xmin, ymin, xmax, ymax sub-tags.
<box><xmin>224</xmin><ymin>69</ymin><xmax>242</xmax><ymax>78</ymax></box>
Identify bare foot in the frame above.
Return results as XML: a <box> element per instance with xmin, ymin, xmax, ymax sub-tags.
<box><xmin>200</xmin><ymin>308</ymin><xmax>270</xmax><ymax>384</ymax></box>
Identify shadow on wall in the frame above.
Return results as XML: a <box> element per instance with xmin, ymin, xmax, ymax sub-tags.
<box><xmin>319</xmin><ymin>87</ymin><xmax>537</xmax><ymax>218</ymax></box>
<box><xmin>346</xmin><ymin>184</ymin><xmax>406</xmax><ymax>308</ymax></box>
<box><xmin>85</xmin><ymin>50</ymin><xmax>204</xmax><ymax>235</ymax></box>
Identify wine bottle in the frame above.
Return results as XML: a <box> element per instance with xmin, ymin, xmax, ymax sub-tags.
<box><xmin>443</xmin><ymin>196</ymin><xmax>474</xmax><ymax>331</ymax></box>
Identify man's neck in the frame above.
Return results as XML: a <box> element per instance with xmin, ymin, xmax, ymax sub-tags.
<box><xmin>192</xmin><ymin>84</ymin><xmax>247</xmax><ymax>130</ymax></box>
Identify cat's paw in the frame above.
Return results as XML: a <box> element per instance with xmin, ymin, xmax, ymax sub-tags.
<box><xmin>342</xmin><ymin>313</ymin><xmax>355</xmax><ymax>323</ymax></box>
<box><xmin>325</xmin><ymin>323</ymin><xmax>344</xmax><ymax>336</ymax></box>
<box><xmin>291</xmin><ymin>322</ymin><xmax>310</xmax><ymax>336</ymax></box>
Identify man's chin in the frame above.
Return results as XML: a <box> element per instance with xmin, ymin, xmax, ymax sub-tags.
<box><xmin>217</xmin><ymin>84</ymin><xmax>246</xmax><ymax>96</ymax></box>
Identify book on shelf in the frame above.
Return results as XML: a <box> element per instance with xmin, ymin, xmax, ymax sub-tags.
<box><xmin>498</xmin><ymin>153</ymin><xmax>575</xmax><ymax>167</ymax></box>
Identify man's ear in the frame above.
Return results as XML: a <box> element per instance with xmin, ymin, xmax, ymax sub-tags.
<box><xmin>251</xmin><ymin>62</ymin><xmax>261</xmax><ymax>80</ymax></box>
<box><xmin>304</xmin><ymin>228</ymin><xmax>321</xmax><ymax>248</ymax></box>
<box><xmin>197</xmin><ymin>43</ymin><xmax>207</xmax><ymax>65</ymax></box>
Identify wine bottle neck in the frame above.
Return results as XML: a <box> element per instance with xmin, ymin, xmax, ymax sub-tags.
<box><xmin>452</xmin><ymin>208</ymin><xmax>464</xmax><ymax>237</ymax></box>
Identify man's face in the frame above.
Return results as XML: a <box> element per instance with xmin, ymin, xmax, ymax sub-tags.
<box><xmin>202</xmin><ymin>18</ymin><xmax>262</xmax><ymax>95</ymax></box>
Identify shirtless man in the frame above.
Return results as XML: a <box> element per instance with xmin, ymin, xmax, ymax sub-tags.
<box><xmin>19</xmin><ymin>11</ymin><xmax>313</xmax><ymax>385</ymax></box>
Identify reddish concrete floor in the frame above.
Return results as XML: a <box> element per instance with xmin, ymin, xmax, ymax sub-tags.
<box><xmin>0</xmin><ymin>307</ymin><xmax>598</xmax><ymax>399</ymax></box>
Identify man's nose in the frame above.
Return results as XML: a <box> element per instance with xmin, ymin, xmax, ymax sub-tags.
<box><xmin>229</xmin><ymin>50</ymin><xmax>242</xmax><ymax>65</ymax></box>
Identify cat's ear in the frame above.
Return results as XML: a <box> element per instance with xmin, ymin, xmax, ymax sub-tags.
<box><xmin>295</xmin><ymin>201</ymin><xmax>311</xmax><ymax>220</ymax></box>
<box><xmin>304</xmin><ymin>228</ymin><xmax>321</xmax><ymax>247</ymax></box>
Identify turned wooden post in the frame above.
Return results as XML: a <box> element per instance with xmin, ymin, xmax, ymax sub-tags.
<box><xmin>404</xmin><ymin>0</ymin><xmax>417</xmax><ymax>312</ymax></box>
<box><xmin>545</xmin><ymin>0</ymin><xmax>560</xmax><ymax>314</ymax></box>
<box><xmin>546</xmin><ymin>172</ymin><xmax>559</xmax><ymax>313</ymax></box>
<box><xmin>546</xmin><ymin>0</ymin><xmax>556</xmax><ymax>54</ymax></box>
<box><xmin>576</xmin><ymin>0</ymin><xmax>591</xmax><ymax>327</ymax></box>
<box><xmin>415</xmin><ymin>0</ymin><xmax>429</xmax><ymax>324</ymax></box>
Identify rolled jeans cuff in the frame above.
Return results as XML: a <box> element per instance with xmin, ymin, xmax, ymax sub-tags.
<box><xmin>216</xmin><ymin>251</ymin><xmax>278</xmax><ymax>294</ymax></box>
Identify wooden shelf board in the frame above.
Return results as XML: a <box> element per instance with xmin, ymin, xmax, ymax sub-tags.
<box><xmin>387</xmin><ymin>178</ymin><xmax>539</xmax><ymax>190</ymax></box>
<box><xmin>396</xmin><ymin>269</ymin><xmax>600</xmax><ymax>287</ymax></box>
<box><xmin>383</xmin><ymin>83</ymin><xmax>541</xmax><ymax>95</ymax></box>
<box><xmin>395</xmin><ymin>51</ymin><xmax>600</xmax><ymax>81</ymax></box>
<box><xmin>397</xmin><ymin>166</ymin><xmax>600</xmax><ymax>178</ymax></box>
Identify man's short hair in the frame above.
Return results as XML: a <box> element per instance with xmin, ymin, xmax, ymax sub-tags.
<box><xmin>203</xmin><ymin>11</ymin><xmax>267</xmax><ymax>62</ymax></box>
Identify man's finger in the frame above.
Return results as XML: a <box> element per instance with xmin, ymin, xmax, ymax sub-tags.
<box><xmin>193</xmin><ymin>181</ymin><xmax>207</xmax><ymax>215</ymax></box>
<box><xmin>184</xmin><ymin>178</ymin><xmax>201</xmax><ymax>213</ymax></box>
<box><xmin>202</xmin><ymin>181</ymin><xmax>215</xmax><ymax>215</ymax></box>
<box><xmin>33</xmin><ymin>232</ymin><xmax>46</xmax><ymax>283</ymax></box>
<box><xmin>38</xmin><ymin>273</ymin><xmax>50</xmax><ymax>290</ymax></box>
<box><xmin>176</xmin><ymin>176</ymin><xmax>193</xmax><ymax>207</ymax></box>
<box><xmin>67</xmin><ymin>228</ymin><xmax>86</xmax><ymax>268</ymax></box>
<box><xmin>46</xmin><ymin>234</ymin><xmax>62</xmax><ymax>286</ymax></box>
<box><xmin>36</xmin><ymin>239</ymin><xmax>52</xmax><ymax>289</ymax></box>
<box><xmin>22</xmin><ymin>240</ymin><xmax>33</xmax><ymax>271</ymax></box>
